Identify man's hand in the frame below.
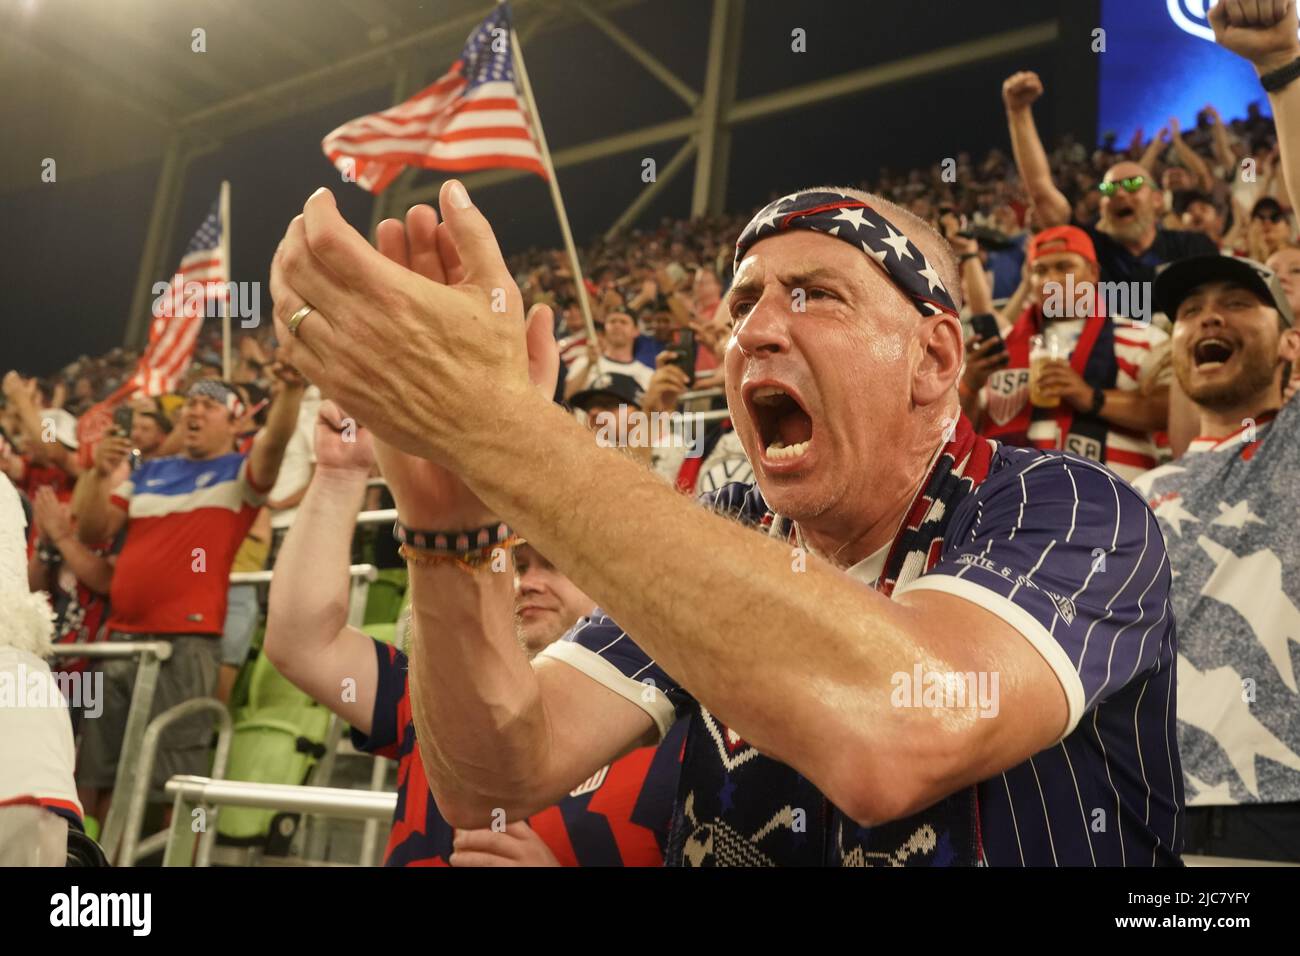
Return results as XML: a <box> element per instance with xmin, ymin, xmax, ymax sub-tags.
<box><xmin>962</xmin><ymin>337</ymin><xmax>1008</xmax><ymax>393</ymax></box>
<box><xmin>266</xmin><ymin>354</ymin><xmax>307</xmax><ymax>397</ymax></box>
<box><xmin>642</xmin><ymin>357</ymin><xmax>690</xmax><ymax>414</ymax></box>
<box><xmin>33</xmin><ymin>486</ymin><xmax>72</xmax><ymax>545</ymax></box>
<box><xmin>1035</xmin><ymin>360</ymin><xmax>1095</xmax><ymax>411</ymax></box>
<box><xmin>448</xmin><ymin>822</ymin><xmax>561</xmax><ymax>867</ymax></box>
<box><xmin>1211</xmin><ymin>0</ymin><xmax>1300</xmax><ymax>74</ymax></box>
<box><xmin>314</xmin><ymin>399</ymin><xmax>375</xmax><ymax>476</ymax></box>
<box><xmin>93</xmin><ymin>435</ymin><xmax>132</xmax><ymax>478</ymax></box>
<box><xmin>269</xmin><ymin>183</ymin><xmax>558</xmax><ymax>478</ymax></box>
<box><xmin>1002</xmin><ymin>71</ymin><xmax>1043</xmax><ymax>111</ymax></box>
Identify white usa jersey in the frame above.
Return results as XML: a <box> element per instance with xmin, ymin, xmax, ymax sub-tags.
<box><xmin>1133</xmin><ymin>401</ymin><xmax>1300</xmax><ymax>806</ymax></box>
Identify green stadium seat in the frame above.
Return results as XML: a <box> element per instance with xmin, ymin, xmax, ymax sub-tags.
<box><xmin>215</xmin><ymin>704</ymin><xmax>333</xmax><ymax>843</ymax></box>
<box><xmin>362</xmin><ymin>568</ymin><xmax>408</xmax><ymax>626</ymax></box>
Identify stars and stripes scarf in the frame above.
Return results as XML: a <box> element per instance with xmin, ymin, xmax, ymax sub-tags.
<box><xmin>734</xmin><ymin>189</ymin><xmax>959</xmax><ymax>318</ymax></box>
<box><xmin>738</xmin><ymin>413</ymin><xmax>996</xmax><ymax>865</ymax></box>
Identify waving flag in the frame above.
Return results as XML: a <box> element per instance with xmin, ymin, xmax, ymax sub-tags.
<box><xmin>323</xmin><ymin>3</ymin><xmax>545</xmax><ymax>193</ymax></box>
<box><xmin>133</xmin><ymin>195</ymin><xmax>228</xmax><ymax>395</ymax></box>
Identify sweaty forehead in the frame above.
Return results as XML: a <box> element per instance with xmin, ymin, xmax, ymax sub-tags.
<box><xmin>731</xmin><ymin>230</ymin><xmax>875</xmax><ymax>289</ymax></box>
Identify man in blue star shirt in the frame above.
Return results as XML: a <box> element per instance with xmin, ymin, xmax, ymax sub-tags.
<box><xmin>269</xmin><ymin>175</ymin><xmax>1182</xmax><ymax>866</ymax></box>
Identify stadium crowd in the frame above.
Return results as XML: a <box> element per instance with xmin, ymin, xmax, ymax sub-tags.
<box><xmin>3</xmin><ymin>0</ymin><xmax>1300</xmax><ymax>866</ymax></box>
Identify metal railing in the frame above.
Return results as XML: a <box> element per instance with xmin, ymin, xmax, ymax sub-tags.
<box><xmin>162</xmin><ymin>775</ymin><xmax>396</xmax><ymax>867</ymax></box>
<box><xmin>53</xmin><ymin>563</ymin><xmax>380</xmax><ymax>865</ymax></box>
<box><xmin>48</xmin><ymin>640</ymin><xmax>173</xmax><ymax>864</ymax></box>
<box><xmin>119</xmin><ymin>699</ymin><xmax>232</xmax><ymax>868</ymax></box>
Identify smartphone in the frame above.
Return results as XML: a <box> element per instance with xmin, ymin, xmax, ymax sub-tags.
<box><xmin>968</xmin><ymin>313</ymin><xmax>1006</xmax><ymax>355</ymax></box>
<box><xmin>111</xmin><ymin>406</ymin><xmax>140</xmax><ymax>470</ymax></box>
<box><xmin>112</xmin><ymin>405</ymin><xmax>134</xmax><ymax>437</ymax></box>
<box><xmin>668</xmin><ymin>328</ymin><xmax>698</xmax><ymax>388</ymax></box>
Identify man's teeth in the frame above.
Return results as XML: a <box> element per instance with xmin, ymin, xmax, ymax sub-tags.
<box><xmin>752</xmin><ymin>386</ymin><xmax>787</xmax><ymax>405</ymax></box>
<box><xmin>766</xmin><ymin>439</ymin><xmax>810</xmax><ymax>460</ymax></box>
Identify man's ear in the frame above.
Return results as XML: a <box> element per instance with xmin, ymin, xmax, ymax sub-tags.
<box><xmin>913</xmin><ymin>314</ymin><xmax>964</xmax><ymax>407</ymax></box>
<box><xmin>1279</xmin><ymin>326</ymin><xmax>1300</xmax><ymax>364</ymax></box>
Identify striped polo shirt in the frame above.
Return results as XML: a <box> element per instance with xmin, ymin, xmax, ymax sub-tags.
<box><xmin>539</xmin><ymin>443</ymin><xmax>1183</xmax><ymax>865</ymax></box>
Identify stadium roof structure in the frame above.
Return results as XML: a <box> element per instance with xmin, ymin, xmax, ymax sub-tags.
<box><xmin>2</xmin><ymin>0</ymin><xmax>1076</xmax><ymax>349</ymax></box>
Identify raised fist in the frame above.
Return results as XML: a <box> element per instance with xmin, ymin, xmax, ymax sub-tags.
<box><xmin>1211</xmin><ymin>0</ymin><xmax>1300</xmax><ymax>73</ymax></box>
<box><xmin>1002</xmin><ymin>71</ymin><xmax>1044</xmax><ymax>111</ymax></box>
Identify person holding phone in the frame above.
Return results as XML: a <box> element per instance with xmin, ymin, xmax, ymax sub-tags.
<box><xmin>961</xmin><ymin>226</ymin><xmax>1172</xmax><ymax>481</ymax></box>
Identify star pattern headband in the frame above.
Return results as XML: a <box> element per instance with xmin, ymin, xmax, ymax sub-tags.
<box><xmin>734</xmin><ymin>190</ymin><xmax>959</xmax><ymax>317</ymax></box>
<box><xmin>187</xmin><ymin>380</ymin><xmax>246</xmax><ymax>419</ymax></box>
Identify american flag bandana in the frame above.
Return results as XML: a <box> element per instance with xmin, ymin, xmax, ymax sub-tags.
<box><xmin>187</xmin><ymin>380</ymin><xmax>245</xmax><ymax>419</ymax></box>
<box><xmin>734</xmin><ymin>189</ymin><xmax>959</xmax><ymax>318</ymax></box>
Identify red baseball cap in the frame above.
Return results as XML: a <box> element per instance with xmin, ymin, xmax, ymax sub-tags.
<box><xmin>1028</xmin><ymin>225</ymin><xmax>1097</xmax><ymax>265</ymax></box>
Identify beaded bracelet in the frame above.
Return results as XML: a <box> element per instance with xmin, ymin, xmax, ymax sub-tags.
<box><xmin>398</xmin><ymin>536</ymin><xmax>523</xmax><ymax>574</ymax></box>
<box><xmin>392</xmin><ymin>520</ymin><xmax>515</xmax><ymax>555</ymax></box>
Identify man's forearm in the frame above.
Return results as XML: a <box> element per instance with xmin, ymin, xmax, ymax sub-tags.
<box><xmin>249</xmin><ymin>386</ymin><xmax>304</xmax><ymax>487</ymax></box>
<box><xmin>50</xmin><ymin>535</ymin><xmax>113</xmax><ymax>595</ymax></box>
<box><xmin>1006</xmin><ymin>109</ymin><xmax>1070</xmax><ymax>226</ymax></box>
<box><xmin>447</xmin><ymin>390</ymin><xmax>969</xmax><ymax>803</ymax></box>
<box><xmin>264</xmin><ymin>468</ymin><xmax>365</xmax><ymax>668</ymax></box>
<box><xmin>405</xmin><ymin>562</ymin><xmax>546</xmax><ymax>821</ymax></box>
<box><xmin>73</xmin><ymin>471</ymin><xmax>115</xmax><ymax>543</ymax></box>
<box><xmin>1267</xmin><ymin>61</ymin><xmax>1300</xmax><ymax>210</ymax></box>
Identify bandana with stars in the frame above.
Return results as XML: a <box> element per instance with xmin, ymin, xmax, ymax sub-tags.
<box><xmin>734</xmin><ymin>190</ymin><xmax>958</xmax><ymax>318</ymax></box>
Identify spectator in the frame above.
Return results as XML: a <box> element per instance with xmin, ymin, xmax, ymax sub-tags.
<box><xmin>1176</xmin><ymin>190</ymin><xmax>1229</xmax><ymax>249</ymax></box>
<box><xmin>1136</xmin><ymin>255</ymin><xmax>1300</xmax><ymax>861</ymax></box>
<box><xmin>1</xmin><ymin>372</ymin><xmax>82</xmax><ymax>512</ymax></box>
<box><xmin>26</xmin><ymin>485</ymin><xmax>118</xmax><ymax>733</ymax></box>
<box><xmin>960</xmin><ymin>226</ymin><xmax>1172</xmax><ymax>480</ymax></box>
<box><xmin>70</xmin><ymin>372</ymin><xmax>305</xmax><ymax>825</ymax></box>
<box><xmin>632</xmin><ymin>309</ymin><xmax>674</xmax><ymax>367</ymax></box>
<box><xmin>563</xmin><ymin>311</ymin><xmax>653</xmax><ymax>400</ymax></box>
<box><xmin>263</xmin><ymin>400</ymin><xmax>684</xmax><ymax>866</ymax></box>
<box><xmin>1002</xmin><ymin>71</ymin><xmax>1220</xmax><ymax>285</ymax></box>
<box><xmin>1246</xmin><ymin>195</ymin><xmax>1294</xmax><ymax>262</ymax></box>
<box><xmin>275</xmin><ymin>180</ymin><xmax>1181</xmax><ymax>867</ymax></box>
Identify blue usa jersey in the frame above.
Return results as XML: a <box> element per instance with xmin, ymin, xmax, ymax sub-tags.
<box><xmin>351</xmin><ymin>639</ymin><xmax>686</xmax><ymax>866</ymax></box>
<box><xmin>538</xmin><ymin>443</ymin><xmax>1183</xmax><ymax>866</ymax></box>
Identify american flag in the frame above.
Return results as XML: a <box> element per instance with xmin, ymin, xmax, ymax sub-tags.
<box><xmin>322</xmin><ymin>3</ymin><xmax>545</xmax><ymax>193</ymax></box>
<box><xmin>133</xmin><ymin>196</ymin><xmax>227</xmax><ymax>396</ymax></box>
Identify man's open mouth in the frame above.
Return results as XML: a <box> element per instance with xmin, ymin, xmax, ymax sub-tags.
<box><xmin>748</xmin><ymin>384</ymin><xmax>814</xmax><ymax>462</ymax></box>
<box><xmin>1192</xmin><ymin>336</ymin><xmax>1235</xmax><ymax>370</ymax></box>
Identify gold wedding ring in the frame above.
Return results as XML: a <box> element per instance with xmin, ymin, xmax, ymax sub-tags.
<box><xmin>287</xmin><ymin>304</ymin><xmax>316</xmax><ymax>337</ymax></box>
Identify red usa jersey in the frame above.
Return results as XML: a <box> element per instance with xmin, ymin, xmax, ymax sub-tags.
<box><xmin>351</xmin><ymin>638</ymin><xmax>686</xmax><ymax>866</ymax></box>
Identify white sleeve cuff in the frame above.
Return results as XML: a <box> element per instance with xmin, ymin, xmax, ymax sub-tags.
<box><xmin>894</xmin><ymin>574</ymin><xmax>1087</xmax><ymax>740</ymax></box>
<box><xmin>536</xmin><ymin>640</ymin><xmax>677</xmax><ymax>741</ymax></box>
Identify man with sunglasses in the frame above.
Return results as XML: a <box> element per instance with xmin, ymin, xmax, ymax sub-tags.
<box><xmin>1003</xmin><ymin>75</ymin><xmax>1219</xmax><ymax>287</ymax></box>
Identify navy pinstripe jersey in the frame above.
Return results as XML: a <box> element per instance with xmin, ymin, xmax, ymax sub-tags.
<box><xmin>351</xmin><ymin>638</ymin><xmax>686</xmax><ymax>866</ymax></box>
<box><xmin>539</xmin><ymin>444</ymin><xmax>1184</xmax><ymax>866</ymax></box>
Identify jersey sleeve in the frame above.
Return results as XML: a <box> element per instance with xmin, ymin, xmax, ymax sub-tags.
<box><xmin>894</xmin><ymin>453</ymin><xmax>1172</xmax><ymax>738</ymax></box>
<box><xmin>537</xmin><ymin>481</ymin><xmax>767</xmax><ymax>740</ymax></box>
<box><xmin>349</xmin><ymin>638</ymin><xmax>406</xmax><ymax>760</ymax></box>
<box><xmin>536</xmin><ymin>612</ymin><xmax>694</xmax><ymax>742</ymax></box>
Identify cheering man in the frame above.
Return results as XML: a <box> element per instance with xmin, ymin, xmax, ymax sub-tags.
<box><xmin>269</xmin><ymin>180</ymin><xmax>1180</xmax><ymax>866</ymax></box>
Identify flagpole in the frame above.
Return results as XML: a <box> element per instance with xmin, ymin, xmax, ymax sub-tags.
<box><xmin>506</xmin><ymin>11</ymin><xmax>600</xmax><ymax>352</ymax></box>
<box><xmin>219</xmin><ymin>179</ymin><xmax>232</xmax><ymax>380</ymax></box>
